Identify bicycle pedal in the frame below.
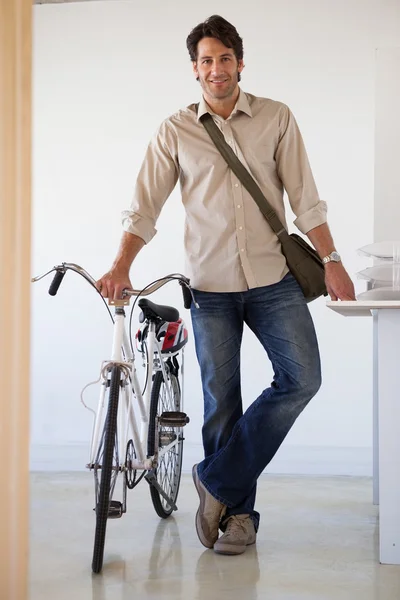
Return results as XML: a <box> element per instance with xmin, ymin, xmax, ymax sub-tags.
<box><xmin>159</xmin><ymin>411</ymin><xmax>190</xmax><ymax>427</ymax></box>
<box><xmin>108</xmin><ymin>500</ymin><xmax>123</xmax><ymax>519</ymax></box>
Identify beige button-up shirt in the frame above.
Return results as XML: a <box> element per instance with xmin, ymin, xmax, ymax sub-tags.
<box><xmin>122</xmin><ymin>89</ymin><xmax>327</xmax><ymax>292</ymax></box>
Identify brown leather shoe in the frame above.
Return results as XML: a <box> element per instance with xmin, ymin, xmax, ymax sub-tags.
<box><xmin>192</xmin><ymin>464</ymin><xmax>226</xmax><ymax>548</ymax></box>
<box><xmin>213</xmin><ymin>514</ymin><xmax>256</xmax><ymax>555</ymax></box>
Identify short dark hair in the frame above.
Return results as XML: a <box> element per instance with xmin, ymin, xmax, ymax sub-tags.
<box><xmin>186</xmin><ymin>15</ymin><xmax>244</xmax><ymax>63</ymax></box>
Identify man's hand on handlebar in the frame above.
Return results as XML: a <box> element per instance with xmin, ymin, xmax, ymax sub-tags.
<box><xmin>96</xmin><ymin>267</ymin><xmax>133</xmax><ymax>300</ymax></box>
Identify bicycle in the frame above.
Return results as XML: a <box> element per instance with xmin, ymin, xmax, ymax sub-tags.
<box><xmin>32</xmin><ymin>262</ymin><xmax>198</xmax><ymax>573</ymax></box>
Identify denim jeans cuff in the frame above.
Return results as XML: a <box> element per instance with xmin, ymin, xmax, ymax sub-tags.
<box><xmin>197</xmin><ymin>469</ymin><xmax>233</xmax><ymax>508</ymax></box>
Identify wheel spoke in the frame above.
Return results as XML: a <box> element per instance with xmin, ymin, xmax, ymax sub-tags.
<box><xmin>149</xmin><ymin>371</ymin><xmax>184</xmax><ymax>515</ymax></box>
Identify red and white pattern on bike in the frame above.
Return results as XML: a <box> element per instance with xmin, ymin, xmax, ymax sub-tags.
<box><xmin>136</xmin><ymin>318</ymin><xmax>188</xmax><ymax>355</ymax></box>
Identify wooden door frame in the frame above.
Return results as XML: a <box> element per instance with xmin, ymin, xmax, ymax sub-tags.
<box><xmin>0</xmin><ymin>1</ymin><xmax>32</xmax><ymax>598</ymax></box>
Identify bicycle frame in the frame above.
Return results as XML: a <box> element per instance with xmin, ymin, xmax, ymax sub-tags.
<box><xmin>88</xmin><ymin>304</ymin><xmax>182</xmax><ymax>475</ymax></box>
<box><xmin>32</xmin><ymin>261</ymin><xmax>195</xmax><ymax>478</ymax></box>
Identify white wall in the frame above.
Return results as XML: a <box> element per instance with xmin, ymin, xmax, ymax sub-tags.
<box><xmin>374</xmin><ymin>47</ymin><xmax>400</xmax><ymax>242</ymax></box>
<box><xmin>31</xmin><ymin>0</ymin><xmax>399</xmax><ymax>475</ymax></box>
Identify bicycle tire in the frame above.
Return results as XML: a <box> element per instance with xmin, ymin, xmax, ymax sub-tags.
<box><xmin>148</xmin><ymin>370</ymin><xmax>184</xmax><ymax>518</ymax></box>
<box><xmin>92</xmin><ymin>366</ymin><xmax>121</xmax><ymax>573</ymax></box>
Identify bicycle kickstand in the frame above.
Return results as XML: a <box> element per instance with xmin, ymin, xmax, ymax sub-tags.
<box><xmin>144</xmin><ymin>471</ymin><xmax>178</xmax><ymax>511</ymax></box>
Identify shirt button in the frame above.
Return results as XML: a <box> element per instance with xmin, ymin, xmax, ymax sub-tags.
<box><xmin>241</xmin><ymin>248</ymin><xmax>245</xmax><ymax>252</ymax></box>
<box><xmin>239</xmin><ymin>226</ymin><xmax>243</xmax><ymax>230</ymax></box>
<box><xmin>234</xmin><ymin>183</ymin><xmax>239</xmax><ymax>188</ymax></box>
<box><xmin>237</xmin><ymin>204</ymin><xmax>241</xmax><ymax>208</ymax></box>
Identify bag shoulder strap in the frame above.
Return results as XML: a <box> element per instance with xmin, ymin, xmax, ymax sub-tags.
<box><xmin>200</xmin><ymin>112</ymin><xmax>287</xmax><ymax>239</ymax></box>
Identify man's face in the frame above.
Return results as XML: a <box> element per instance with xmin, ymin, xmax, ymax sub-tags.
<box><xmin>193</xmin><ymin>37</ymin><xmax>244</xmax><ymax>102</ymax></box>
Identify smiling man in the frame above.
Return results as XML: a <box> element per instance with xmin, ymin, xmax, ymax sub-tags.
<box><xmin>97</xmin><ymin>15</ymin><xmax>355</xmax><ymax>555</ymax></box>
<box><xmin>193</xmin><ymin>38</ymin><xmax>242</xmax><ymax>114</ymax></box>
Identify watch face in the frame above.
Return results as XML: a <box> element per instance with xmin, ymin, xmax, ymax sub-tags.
<box><xmin>331</xmin><ymin>251</ymin><xmax>341</xmax><ymax>262</ymax></box>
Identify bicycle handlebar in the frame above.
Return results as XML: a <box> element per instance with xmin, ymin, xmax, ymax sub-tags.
<box><xmin>179</xmin><ymin>281</ymin><xmax>193</xmax><ymax>309</ymax></box>
<box><xmin>48</xmin><ymin>268</ymin><xmax>66</xmax><ymax>296</ymax></box>
<box><xmin>32</xmin><ymin>262</ymin><xmax>198</xmax><ymax>308</ymax></box>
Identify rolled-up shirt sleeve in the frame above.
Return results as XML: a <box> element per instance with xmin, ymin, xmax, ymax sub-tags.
<box><xmin>275</xmin><ymin>104</ymin><xmax>327</xmax><ymax>235</ymax></box>
<box><xmin>122</xmin><ymin>120</ymin><xmax>179</xmax><ymax>244</ymax></box>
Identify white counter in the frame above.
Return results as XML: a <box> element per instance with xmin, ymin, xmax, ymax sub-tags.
<box><xmin>327</xmin><ymin>300</ymin><xmax>400</xmax><ymax>565</ymax></box>
<box><xmin>327</xmin><ymin>300</ymin><xmax>400</xmax><ymax>316</ymax></box>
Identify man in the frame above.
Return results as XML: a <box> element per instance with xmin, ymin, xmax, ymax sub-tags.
<box><xmin>97</xmin><ymin>15</ymin><xmax>355</xmax><ymax>556</ymax></box>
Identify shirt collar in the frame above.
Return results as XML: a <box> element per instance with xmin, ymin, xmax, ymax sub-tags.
<box><xmin>196</xmin><ymin>88</ymin><xmax>253</xmax><ymax>121</ymax></box>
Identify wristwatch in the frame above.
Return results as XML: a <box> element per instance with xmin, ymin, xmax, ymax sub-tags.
<box><xmin>322</xmin><ymin>251</ymin><xmax>341</xmax><ymax>265</ymax></box>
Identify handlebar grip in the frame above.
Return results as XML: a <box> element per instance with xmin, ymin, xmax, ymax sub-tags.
<box><xmin>48</xmin><ymin>269</ymin><xmax>66</xmax><ymax>296</ymax></box>
<box><xmin>180</xmin><ymin>282</ymin><xmax>192</xmax><ymax>309</ymax></box>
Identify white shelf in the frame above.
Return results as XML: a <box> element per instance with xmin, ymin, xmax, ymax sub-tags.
<box><xmin>326</xmin><ymin>301</ymin><xmax>400</xmax><ymax>317</ymax></box>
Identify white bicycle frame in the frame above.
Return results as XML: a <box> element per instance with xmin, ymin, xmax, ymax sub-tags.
<box><xmin>88</xmin><ymin>310</ymin><xmax>183</xmax><ymax>474</ymax></box>
<box><xmin>31</xmin><ymin>263</ymin><xmax>193</xmax><ymax>479</ymax></box>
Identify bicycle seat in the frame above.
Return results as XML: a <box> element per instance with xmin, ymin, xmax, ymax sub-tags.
<box><xmin>138</xmin><ymin>298</ymin><xmax>179</xmax><ymax>323</ymax></box>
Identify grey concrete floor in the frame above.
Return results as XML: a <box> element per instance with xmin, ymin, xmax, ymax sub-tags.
<box><xmin>29</xmin><ymin>472</ymin><xmax>400</xmax><ymax>599</ymax></box>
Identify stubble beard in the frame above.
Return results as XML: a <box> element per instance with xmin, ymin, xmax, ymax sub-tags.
<box><xmin>199</xmin><ymin>72</ymin><xmax>239</xmax><ymax>101</ymax></box>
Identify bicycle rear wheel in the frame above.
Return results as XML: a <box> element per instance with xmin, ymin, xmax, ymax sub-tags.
<box><xmin>148</xmin><ymin>370</ymin><xmax>184</xmax><ymax>518</ymax></box>
<box><xmin>92</xmin><ymin>366</ymin><xmax>121</xmax><ymax>573</ymax></box>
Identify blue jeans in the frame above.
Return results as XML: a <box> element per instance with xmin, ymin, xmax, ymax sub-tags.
<box><xmin>190</xmin><ymin>273</ymin><xmax>321</xmax><ymax>531</ymax></box>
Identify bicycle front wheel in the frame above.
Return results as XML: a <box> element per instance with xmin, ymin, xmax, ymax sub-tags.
<box><xmin>92</xmin><ymin>365</ymin><xmax>121</xmax><ymax>573</ymax></box>
<box><xmin>148</xmin><ymin>370</ymin><xmax>184</xmax><ymax>518</ymax></box>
